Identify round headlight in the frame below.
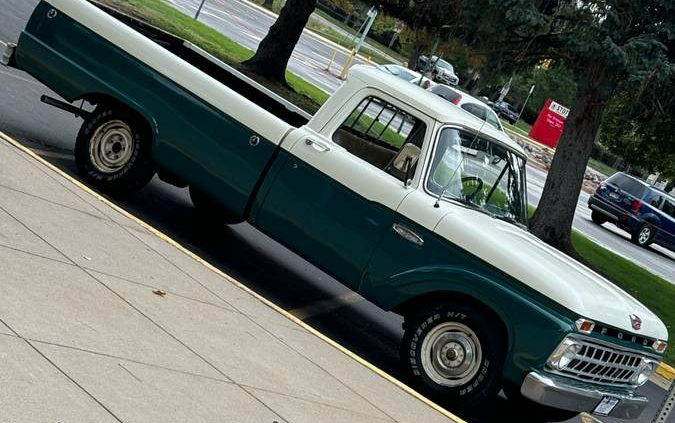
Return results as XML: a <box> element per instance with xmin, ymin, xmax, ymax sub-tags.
<box><xmin>556</xmin><ymin>344</ymin><xmax>582</xmax><ymax>370</ymax></box>
<box><xmin>632</xmin><ymin>361</ymin><xmax>656</xmax><ymax>386</ymax></box>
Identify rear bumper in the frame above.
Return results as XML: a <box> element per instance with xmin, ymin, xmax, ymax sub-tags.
<box><xmin>1</xmin><ymin>41</ymin><xmax>17</xmax><ymax>67</ymax></box>
<box><xmin>588</xmin><ymin>195</ymin><xmax>642</xmax><ymax>232</ymax></box>
<box><xmin>521</xmin><ymin>371</ymin><xmax>648</xmax><ymax>419</ymax></box>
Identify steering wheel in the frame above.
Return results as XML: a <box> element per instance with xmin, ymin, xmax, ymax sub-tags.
<box><xmin>461</xmin><ymin>176</ymin><xmax>484</xmax><ymax>201</ymax></box>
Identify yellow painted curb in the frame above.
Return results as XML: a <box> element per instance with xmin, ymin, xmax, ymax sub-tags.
<box><xmin>656</xmin><ymin>362</ymin><xmax>675</xmax><ymax>381</ymax></box>
<box><xmin>0</xmin><ymin>131</ymin><xmax>466</xmax><ymax>423</ymax></box>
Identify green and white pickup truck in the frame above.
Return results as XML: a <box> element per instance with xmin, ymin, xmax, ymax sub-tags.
<box><xmin>2</xmin><ymin>0</ymin><xmax>668</xmax><ymax>419</ymax></box>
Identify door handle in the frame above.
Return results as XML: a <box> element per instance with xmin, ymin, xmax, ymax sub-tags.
<box><xmin>392</xmin><ymin>223</ymin><xmax>424</xmax><ymax>246</ymax></box>
<box><xmin>305</xmin><ymin>138</ymin><xmax>331</xmax><ymax>152</ymax></box>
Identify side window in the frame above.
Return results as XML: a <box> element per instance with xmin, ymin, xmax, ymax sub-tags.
<box><xmin>662</xmin><ymin>199</ymin><xmax>675</xmax><ymax>219</ymax></box>
<box><xmin>333</xmin><ymin>96</ymin><xmax>427</xmax><ymax>181</ymax></box>
<box><xmin>646</xmin><ymin>191</ymin><xmax>664</xmax><ymax>208</ymax></box>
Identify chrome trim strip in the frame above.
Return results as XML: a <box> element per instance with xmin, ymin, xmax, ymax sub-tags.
<box><xmin>521</xmin><ymin>371</ymin><xmax>648</xmax><ymax>419</ymax></box>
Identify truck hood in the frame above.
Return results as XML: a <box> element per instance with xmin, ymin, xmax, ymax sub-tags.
<box><xmin>435</xmin><ymin>209</ymin><xmax>668</xmax><ymax>341</ymax></box>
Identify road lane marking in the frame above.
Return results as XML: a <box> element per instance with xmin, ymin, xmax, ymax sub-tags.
<box><xmin>0</xmin><ymin>130</ymin><xmax>467</xmax><ymax>423</ymax></box>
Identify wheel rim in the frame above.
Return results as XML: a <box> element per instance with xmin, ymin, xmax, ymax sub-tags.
<box><xmin>638</xmin><ymin>227</ymin><xmax>651</xmax><ymax>244</ymax></box>
<box><xmin>420</xmin><ymin>322</ymin><xmax>482</xmax><ymax>387</ymax></box>
<box><xmin>88</xmin><ymin>120</ymin><xmax>135</xmax><ymax>174</ymax></box>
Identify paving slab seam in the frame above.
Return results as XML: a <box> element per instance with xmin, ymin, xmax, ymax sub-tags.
<box><xmin>85</xmin><ymin>268</ymin><xmax>239</xmax><ymax>313</ymax></box>
<box><xmin>0</xmin><ymin>317</ymin><xmax>125</xmax><ymax>423</ymax></box>
<box><xmin>0</xmin><ymin>241</ymin><xmax>73</xmax><ymax>266</ymax></box>
<box><xmin>0</xmin><ymin>203</ymin><xmax>74</xmax><ymax>264</ymax></box>
<box><xmin>239</xmin><ymin>383</ymin><xmax>396</xmax><ymax>423</ymax></box>
<box><xmin>0</xmin><ymin>181</ymin><xmax>123</xmax><ymax>226</ymax></box>
<box><xmin>1</xmin><ymin>131</ymin><xmax>466</xmax><ymax>423</ymax></box>
<box><xmin>23</xmin><ymin>336</ymin><xmax>233</xmax><ymax>384</ymax></box>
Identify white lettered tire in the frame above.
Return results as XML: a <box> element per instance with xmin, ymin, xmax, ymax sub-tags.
<box><xmin>75</xmin><ymin>107</ymin><xmax>155</xmax><ymax>194</ymax></box>
<box><xmin>401</xmin><ymin>303</ymin><xmax>505</xmax><ymax>408</ymax></box>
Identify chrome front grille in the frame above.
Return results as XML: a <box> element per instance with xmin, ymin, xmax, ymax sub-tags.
<box><xmin>555</xmin><ymin>339</ymin><xmax>648</xmax><ymax>387</ymax></box>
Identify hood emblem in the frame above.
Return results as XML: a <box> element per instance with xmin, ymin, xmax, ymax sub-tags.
<box><xmin>629</xmin><ymin>314</ymin><xmax>642</xmax><ymax>330</ymax></box>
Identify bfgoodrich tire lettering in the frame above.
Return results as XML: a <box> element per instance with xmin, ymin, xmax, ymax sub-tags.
<box><xmin>401</xmin><ymin>303</ymin><xmax>505</xmax><ymax>407</ymax></box>
<box><xmin>75</xmin><ymin>107</ymin><xmax>155</xmax><ymax>194</ymax></box>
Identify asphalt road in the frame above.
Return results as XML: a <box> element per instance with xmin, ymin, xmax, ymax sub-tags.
<box><xmin>0</xmin><ymin>2</ymin><xmax>672</xmax><ymax>423</ymax></box>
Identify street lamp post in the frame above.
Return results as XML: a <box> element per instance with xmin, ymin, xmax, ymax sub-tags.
<box><xmin>515</xmin><ymin>84</ymin><xmax>535</xmax><ymax>125</ymax></box>
<box><xmin>195</xmin><ymin>0</ymin><xmax>207</xmax><ymax>19</ymax></box>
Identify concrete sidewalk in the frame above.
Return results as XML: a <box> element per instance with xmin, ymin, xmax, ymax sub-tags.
<box><xmin>0</xmin><ymin>134</ymin><xmax>458</xmax><ymax>423</ymax></box>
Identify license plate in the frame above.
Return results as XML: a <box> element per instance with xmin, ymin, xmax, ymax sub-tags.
<box><xmin>609</xmin><ymin>192</ymin><xmax>620</xmax><ymax>199</ymax></box>
<box><xmin>593</xmin><ymin>396</ymin><xmax>620</xmax><ymax>416</ymax></box>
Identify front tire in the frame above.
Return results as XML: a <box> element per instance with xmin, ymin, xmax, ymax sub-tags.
<box><xmin>75</xmin><ymin>107</ymin><xmax>155</xmax><ymax>194</ymax></box>
<box><xmin>401</xmin><ymin>303</ymin><xmax>505</xmax><ymax>408</ymax></box>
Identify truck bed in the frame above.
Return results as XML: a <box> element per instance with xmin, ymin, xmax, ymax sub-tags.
<box><xmin>90</xmin><ymin>1</ymin><xmax>311</xmax><ymax>128</ymax></box>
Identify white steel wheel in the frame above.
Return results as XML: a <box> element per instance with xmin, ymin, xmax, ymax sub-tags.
<box><xmin>75</xmin><ymin>107</ymin><xmax>155</xmax><ymax>194</ymax></box>
<box><xmin>88</xmin><ymin>120</ymin><xmax>135</xmax><ymax>174</ymax></box>
<box><xmin>420</xmin><ymin>322</ymin><xmax>482</xmax><ymax>387</ymax></box>
<box><xmin>401</xmin><ymin>303</ymin><xmax>505</xmax><ymax>407</ymax></box>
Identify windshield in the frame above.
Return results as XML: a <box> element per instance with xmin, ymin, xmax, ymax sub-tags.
<box><xmin>433</xmin><ymin>57</ymin><xmax>454</xmax><ymax>72</ymax></box>
<box><xmin>426</xmin><ymin>128</ymin><xmax>528</xmax><ymax>224</ymax></box>
<box><xmin>460</xmin><ymin>103</ymin><xmax>504</xmax><ymax>132</ymax></box>
<box><xmin>388</xmin><ymin>65</ymin><xmax>417</xmax><ymax>81</ymax></box>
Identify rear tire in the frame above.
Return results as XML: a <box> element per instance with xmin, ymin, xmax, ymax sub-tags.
<box><xmin>631</xmin><ymin>223</ymin><xmax>654</xmax><ymax>247</ymax></box>
<box><xmin>591</xmin><ymin>210</ymin><xmax>607</xmax><ymax>225</ymax></box>
<box><xmin>75</xmin><ymin>107</ymin><xmax>155</xmax><ymax>194</ymax></box>
<box><xmin>400</xmin><ymin>303</ymin><xmax>505</xmax><ymax>409</ymax></box>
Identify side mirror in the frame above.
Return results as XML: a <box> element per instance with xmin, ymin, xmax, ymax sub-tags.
<box><xmin>391</xmin><ymin>144</ymin><xmax>421</xmax><ymax>188</ymax></box>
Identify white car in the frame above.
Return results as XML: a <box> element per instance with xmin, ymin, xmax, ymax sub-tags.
<box><xmin>430</xmin><ymin>84</ymin><xmax>504</xmax><ymax>132</ymax></box>
<box><xmin>377</xmin><ymin>64</ymin><xmax>421</xmax><ymax>82</ymax></box>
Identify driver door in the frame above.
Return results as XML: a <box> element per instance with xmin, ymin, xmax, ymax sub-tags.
<box><xmin>253</xmin><ymin>95</ymin><xmax>428</xmax><ymax>290</ymax></box>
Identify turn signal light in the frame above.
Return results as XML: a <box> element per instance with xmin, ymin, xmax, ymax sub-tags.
<box><xmin>653</xmin><ymin>340</ymin><xmax>668</xmax><ymax>353</ymax></box>
<box><xmin>575</xmin><ymin>319</ymin><xmax>595</xmax><ymax>334</ymax></box>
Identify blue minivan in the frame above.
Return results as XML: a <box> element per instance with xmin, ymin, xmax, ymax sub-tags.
<box><xmin>588</xmin><ymin>172</ymin><xmax>675</xmax><ymax>251</ymax></box>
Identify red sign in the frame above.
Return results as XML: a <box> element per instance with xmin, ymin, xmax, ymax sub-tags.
<box><xmin>528</xmin><ymin>98</ymin><xmax>569</xmax><ymax>148</ymax></box>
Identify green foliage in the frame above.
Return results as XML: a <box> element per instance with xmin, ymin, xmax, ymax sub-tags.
<box><xmin>600</xmin><ymin>83</ymin><xmax>675</xmax><ymax>180</ymax></box>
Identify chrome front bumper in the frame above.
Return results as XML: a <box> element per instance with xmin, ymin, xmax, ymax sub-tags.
<box><xmin>521</xmin><ymin>371</ymin><xmax>648</xmax><ymax>419</ymax></box>
<box><xmin>1</xmin><ymin>41</ymin><xmax>17</xmax><ymax>67</ymax></box>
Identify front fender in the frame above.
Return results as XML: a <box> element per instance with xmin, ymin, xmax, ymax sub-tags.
<box><xmin>363</xmin><ymin>264</ymin><xmax>574</xmax><ymax>387</ymax></box>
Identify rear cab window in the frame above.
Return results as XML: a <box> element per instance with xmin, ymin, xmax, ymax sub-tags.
<box><xmin>332</xmin><ymin>96</ymin><xmax>427</xmax><ymax>181</ymax></box>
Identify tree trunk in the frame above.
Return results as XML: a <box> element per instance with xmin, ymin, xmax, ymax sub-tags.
<box><xmin>407</xmin><ymin>40</ymin><xmax>424</xmax><ymax>70</ymax></box>
<box><xmin>243</xmin><ymin>0</ymin><xmax>317</xmax><ymax>83</ymax></box>
<box><xmin>262</xmin><ymin>0</ymin><xmax>274</xmax><ymax>10</ymax></box>
<box><xmin>529</xmin><ymin>61</ymin><xmax>610</xmax><ymax>253</ymax></box>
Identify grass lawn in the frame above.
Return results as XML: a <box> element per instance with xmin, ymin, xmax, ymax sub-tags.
<box><xmin>100</xmin><ymin>0</ymin><xmax>328</xmax><ymax>113</ymax></box>
<box><xmin>587</xmin><ymin>157</ymin><xmax>618</xmax><ymax>177</ymax></box>
<box><xmin>103</xmin><ymin>0</ymin><xmax>672</xmax><ymax>365</ymax></box>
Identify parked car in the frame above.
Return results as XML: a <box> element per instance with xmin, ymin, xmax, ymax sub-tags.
<box><xmin>492</xmin><ymin>100</ymin><xmax>520</xmax><ymax>124</ymax></box>
<box><xmin>5</xmin><ymin>1</ymin><xmax>668</xmax><ymax>419</ymax></box>
<box><xmin>588</xmin><ymin>172</ymin><xmax>675</xmax><ymax>251</ymax></box>
<box><xmin>377</xmin><ymin>64</ymin><xmax>420</xmax><ymax>82</ymax></box>
<box><xmin>416</xmin><ymin>55</ymin><xmax>459</xmax><ymax>85</ymax></box>
<box><xmin>430</xmin><ymin>84</ymin><xmax>504</xmax><ymax>132</ymax></box>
